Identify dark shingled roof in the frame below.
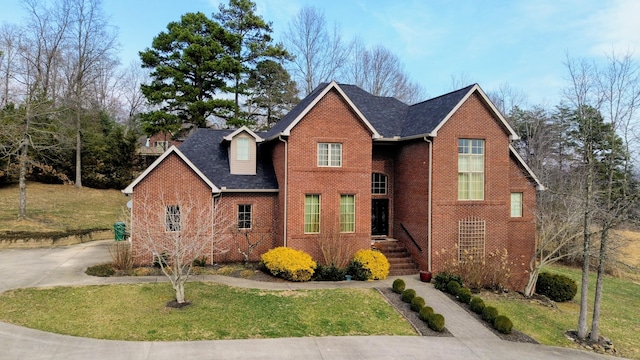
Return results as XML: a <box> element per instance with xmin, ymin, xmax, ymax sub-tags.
<box><xmin>179</xmin><ymin>128</ymin><xmax>278</xmax><ymax>190</ymax></box>
<box><xmin>266</xmin><ymin>82</ymin><xmax>477</xmax><ymax>139</ymax></box>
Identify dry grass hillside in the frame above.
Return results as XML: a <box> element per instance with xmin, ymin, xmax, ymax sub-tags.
<box><xmin>0</xmin><ymin>182</ymin><xmax>129</xmax><ymax>234</ymax></box>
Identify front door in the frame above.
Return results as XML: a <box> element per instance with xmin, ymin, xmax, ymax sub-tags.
<box><xmin>371</xmin><ymin>199</ymin><xmax>389</xmax><ymax>236</ymax></box>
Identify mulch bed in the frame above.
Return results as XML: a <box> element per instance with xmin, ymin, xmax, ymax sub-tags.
<box><xmin>377</xmin><ymin>287</ymin><xmax>452</xmax><ymax>337</ymax></box>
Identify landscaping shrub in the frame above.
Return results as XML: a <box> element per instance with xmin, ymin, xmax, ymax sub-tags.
<box><xmin>470</xmin><ymin>296</ymin><xmax>485</xmax><ymax>314</ymax></box>
<box><xmin>109</xmin><ymin>242</ymin><xmax>132</xmax><ymax>270</ymax></box>
<box><xmin>447</xmin><ymin>280</ymin><xmax>461</xmax><ymax>295</ymax></box>
<box><xmin>313</xmin><ymin>263</ymin><xmax>347</xmax><ymax>281</ymax></box>
<box><xmin>261</xmin><ymin>247</ymin><xmax>316</xmax><ymax>282</ymax></box>
<box><xmin>427</xmin><ymin>313</ymin><xmax>445</xmax><ymax>332</ymax></box>
<box><xmin>418</xmin><ymin>306</ymin><xmax>434</xmax><ymax>321</ymax></box>
<box><xmin>456</xmin><ymin>287</ymin><xmax>472</xmax><ymax>304</ymax></box>
<box><xmin>433</xmin><ymin>272</ymin><xmax>462</xmax><ymax>292</ymax></box>
<box><xmin>153</xmin><ymin>252</ymin><xmax>170</xmax><ymax>268</ymax></box>
<box><xmin>482</xmin><ymin>306</ymin><xmax>499</xmax><ymax>324</ymax></box>
<box><xmin>392</xmin><ymin>278</ymin><xmax>406</xmax><ymax>294</ymax></box>
<box><xmin>411</xmin><ymin>296</ymin><xmax>426</xmax><ymax>312</ymax></box>
<box><xmin>435</xmin><ymin>248</ymin><xmax>513</xmax><ymax>290</ymax></box>
<box><xmin>86</xmin><ymin>262</ymin><xmax>115</xmax><ymax>277</ymax></box>
<box><xmin>493</xmin><ymin>315</ymin><xmax>513</xmax><ymax>334</ymax></box>
<box><xmin>345</xmin><ymin>259</ymin><xmax>371</xmax><ymax>281</ymax></box>
<box><xmin>192</xmin><ymin>256</ymin><xmax>208</xmax><ymax>267</ymax></box>
<box><xmin>535</xmin><ymin>272</ymin><xmax>577</xmax><ymax>302</ymax></box>
<box><xmin>401</xmin><ymin>289</ymin><xmax>416</xmax><ymax>303</ymax></box>
<box><xmin>351</xmin><ymin>249</ymin><xmax>390</xmax><ymax>280</ymax></box>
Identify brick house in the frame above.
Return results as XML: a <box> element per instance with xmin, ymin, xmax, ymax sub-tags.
<box><xmin>123</xmin><ymin>82</ymin><xmax>543</xmax><ymax>290</ymax></box>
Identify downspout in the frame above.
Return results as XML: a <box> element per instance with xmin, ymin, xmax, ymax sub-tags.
<box><xmin>211</xmin><ymin>191</ymin><xmax>222</xmax><ymax>265</ymax></box>
<box><xmin>424</xmin><ymin>137</ymin><xmax>433</xmax><ymax>272</ymax></box>
<box><xmin>278</xmin><ymin>136</ymin><xmax>288</xmax><ymax>247</ymax></box>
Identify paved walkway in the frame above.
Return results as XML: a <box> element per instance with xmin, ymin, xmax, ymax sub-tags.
<box><xmin>0</xmin><ymin>241</ymin><xmax>623</xmax><ymax>360</ymax></box>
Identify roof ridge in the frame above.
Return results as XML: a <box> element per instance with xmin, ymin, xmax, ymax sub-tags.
<box><xmin>410</xmin><ymin>83</ymin><xmax>476</xmax><ymax>107</ymax></box>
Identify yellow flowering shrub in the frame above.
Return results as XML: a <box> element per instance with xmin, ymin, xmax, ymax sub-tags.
<box><xmin>261</xmin><ymin>247</ymin><xmax>316</xmax><ymax>282</ymax></box>
<box><xmin>352</xmin><ymin>249</ymin><xmax>390</xmax><ymax>280</ymax></box>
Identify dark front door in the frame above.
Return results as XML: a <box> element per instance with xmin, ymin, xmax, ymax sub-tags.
<box><xmin>372</xmin><ymin>199</ymin><xmax>389</xmax><ymax>236</ymax></box>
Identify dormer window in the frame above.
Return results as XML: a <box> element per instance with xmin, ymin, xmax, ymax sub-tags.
<box><xmin>224</xmin><ymin>126</ymin><xmax>264</xmax><ymax>176</ymax></box>
<box><xmin>237</xmin><ymin>138</ymin><xmax>249</xmax><ymax>161</ymax></box>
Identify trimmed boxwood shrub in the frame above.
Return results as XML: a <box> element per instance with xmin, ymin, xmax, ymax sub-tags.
<box><xmin>470</xmin><ymin>296</ymin><xmax>485</xmax><ymax>314</ymax></box>
<box><xmin>351</xmin><ymin>249</ymin><xmax>390</xmax><ymax>280</ymax></box>
<box><xmin>433</xmin><ymin>272</ymin><xmax>462</xmax><ymax>292</ymax></box>
<box><xmin>411</xmin><ymin>296</ymin><xmax>426</xmax><ymax>312</ymax></box>
<box><xmin>261</xmin><ymin>247</ymin><xmax>316</xmax><ymax>282</ymax></box>
<box><xmin>427</xmin><ymin>313</ymin><xmax>445</xmax><ymax>332</ymax></box>
<box><xmin>401</xmin><ymin>289</ymin><xmax>417</xmax><ymax>303</ymax></box>
<box><xmin>392</xmin><ymin>278</ymin><xmax>406</xmax><ymax>294</ymax></box>
<box><xmin>493</xmin><ymin>315</ymin><xmax>513</xmax><ymax>334</ymax></box>
<box><xmin>447</xmin><ymin>280</ymin><xmax>461</xmax><ymax>295</ymax></box>
<box><xmin>535</xmin><ymin>272</ymin><xmax>577</xmax><ymax>302</ymax></box>
<box><xmin>482</xmin><ymin>306</ymin><xmax>499</xmax><ymax>324</ymax></box>
<box><xmin>457</xmin><ymin>287</ymin><xmax>472</xmax><ymax>304</ymax></box>
<box><xmin>419</xmin><ymin>306</ymin><xmax>434</xmax><ymax>321</ymax></box>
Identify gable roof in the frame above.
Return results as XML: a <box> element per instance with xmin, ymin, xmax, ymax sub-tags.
<box><xmin>123</xmin><ymin>145</ymin><xmax>219</xmax><ymax>194</ymax></box>
<box><xmin>223</xmin><ymin>125</ymin><xmax>264</xmax><ymax>142</ymax></box>
<box><xmin>266</xmin><ymin>81</ymin><xmax>382</xmax><ymax>140</ymax></box>
<box><xmin>509</xmin><ymin>145</ymin><xmax>545</xmax><ymax>191</ymax></box>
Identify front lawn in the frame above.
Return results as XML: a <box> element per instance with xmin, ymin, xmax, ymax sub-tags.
<box><xmin>0</xmin><ymin>282</ymin><xmax>416</xmax><ymax>340</ymax></box>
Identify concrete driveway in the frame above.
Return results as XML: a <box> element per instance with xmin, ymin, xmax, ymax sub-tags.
<box><xmin>0</xmin><ymin>241</ymin><xmax>624</xmax><ymax>360</ymax></box>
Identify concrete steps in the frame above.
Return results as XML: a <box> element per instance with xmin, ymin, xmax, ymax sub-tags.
<box><xmin>372</xmin><ymin>239</ymin><xmax>419</xmax><ymax>276</ymax></box>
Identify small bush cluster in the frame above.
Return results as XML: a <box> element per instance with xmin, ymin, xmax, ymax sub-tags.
<box><xmin>401</xmin><ymin>289</ymin><xmax>416</xmax><ymax>303</ymax></box>
<box><xmin>192</xmin><ymin>256</ymin><xmax>208</xmax><ymax>267</ymax></box>
<box><xmin>351</xmin><ymin>249</ymin><xmax>390</xmax><ymax>280</ymax></box>
<box><xmin>493</xmin><ymin>315</ymin><xmax>513</xmax><ymax>334</ymax></box>
<box><xmin>535</xmin><ymin>272</ymin><xmax>577</xmax><ymax>302</ymax></box>
<box><xmin>447</xmin><ymin>280</ymin><xmax>461</xmax><ymax>295</ymax></box>
<box><xmin>86</xmin><ymin>262</ymin><xmax>115</xmax><ymax>277</ymax></box>
<box><xmin>392</xmin><ymin>278</ymin><xmax>406</xmax><ymax>294</ymax></box>
<box><xmin>109</xmin><ymin>242</ymin><xmax>132</xmax><ymax>270</ymax></box>
<box><xmin>314</xmin><ymin>263</ymin><xmax>347</xmax><ymax>281</ymax></box>
<box><xmin>261</xmin><ymin>247</ymin><xmax>317</xmax><ymax>282</ymax></box>
<box><xmin>435</xmin><ymin>247</ymin><xmax>513</xmax><ymax>290</ymax></box>
<box><xmin>418</xmin><ymin>306</ymin><xmax>434</xmax><ymax>321</ymax></box>
<box><xmin>482</xmin><ymin>306</ymin><xmax>499</xmax><ymax>323</ymax></box>
<box><xmin>427</xmin><ymin>313</ymin><xmax>445</xmax><ymax>332</ymax></box>
<box><xmin>433</xmin><ymin>272</ymin><xmax>462</xmax><ymax>292</ymax></box>
<box><xmin>456</xmin><ymin>287</ymin><xmax>472</xmax><ymax>304</ymax></box>
<box><xmin>345</xmin><ymin>260</ymin><xmax>371</xmax><ymax>281</ymax></box>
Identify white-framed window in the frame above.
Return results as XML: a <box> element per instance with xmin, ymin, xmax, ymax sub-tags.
<box><xmin>318</xmin><ymin>143</ymin><xmax>342</xmax><ymax>167</ymax></box>
<box><xmin>154</xmin><ymin>141</ymin><xmax>169</xmax><ymax>150</ymax></box>
<box><xmin>238</xmin><ymin>204</ymin><xmax>252</xmax><ymax>229</ymax></box>
<box><xmin>304</xmin><ymin>194</ymin><xmax>320</xmax><ymax>233</ymax></box>
<box><xmin>511</xmin><ymin>193</ymin><xmax>523</xmax><ymax>217</ymax></box>
<box><xmin>165</xmin><ymin>205</ymin><xmax>181</xmax><ymax>232</ymax></box>
<box><xmin>340</xmin><ymin>195</ymin><xmax>355</xmax><ymax>233</ymax></box>
<box><xmin>372</xmin><ymin>173</ymin><xmax>387</xmax><ymax>195</ymax></box>
<box><xmin>237</xmin><ymin>137</ymin><xmax>250</xmax><ymax>161</ymax></box>
<box><xmin>458</xmin><ymin>139</ymin><xmax>484</xmax><ymax>200</ymax></box>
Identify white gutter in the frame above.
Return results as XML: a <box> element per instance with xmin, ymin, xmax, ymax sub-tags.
<box><xmin>424</xmin><ymin>137</ymin><xmax>433</xmax><ymax>272</ymax></box>
<box><xmin>278</xmin><ymin>135</ymin><xmax>288</xmax><ymax>247</ymax></box>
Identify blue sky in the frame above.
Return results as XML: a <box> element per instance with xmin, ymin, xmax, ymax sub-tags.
<box><xmin>2</xmin><ymin>0</ymin><xmax>639</xmax><ymax>106</ymax></box>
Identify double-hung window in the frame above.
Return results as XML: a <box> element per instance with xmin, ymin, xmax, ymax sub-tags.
<box><xmin>510</xmin><ymin>193</ymin><xmax>523</xmax><ymax>217</ymax></box>
<box><xmin>340</xmin><ymin>195</ymin><xmax>355</xmax><ymax>233</ymax></box>
<box><xmin>458</xmin><ymin>139</ymin><xmax>484</xmax><ymax>200</ymax></box>
<box><xmin>238</xmin><ymin>204</ymin><xmax>252</xmax><ymax>229</ymax></box>
<box><xmin>372</xmin><ymin>173</ymin><xmax>387</xmax><ymax>195</ymax></box>
<box><xmin>304</xmin><ymin>195</ymin><xmax>320</xmax><ymax>233</ymax></box>
<box><xmin>165</xmin><ymin>205</ymin><xmax>181</xmax><ymax>232</ymax></box>
<box><xmin>237</xmin><ymin>138</ymin><xmax>249</xmax><ymax>161</ymax></box>
<box><xmin>318</xmin><ymin>143</ymin><xmax>342</xmax><ymax>167</ymax></box>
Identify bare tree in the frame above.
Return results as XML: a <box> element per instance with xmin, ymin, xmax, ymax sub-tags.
<box><xmin>0</xmin><ymin>23</ymin><xmax>22</xmax><ymax>107</ymax></box>
<box><xmin>346</xmin><ymin>40</ymin><xmax>424</xmax><ymax>104</ymax></box>
<box><xmin>449</xmin><ymin>72</ymin><xmax>474</xmax><ymax>91</ymax></box>
<box><xmin>134</xmin><ymin>191</ymin><xmax>229</xmax><ymax>305</ymax></box>
<box><xmin>589</xmin><ymin>50</ymin><xmax>640</xmax><ymax>341</ymax></box>
<box><xmin>487</xmin><ymin>83</ymin><xmax>529</xmax><ymax>120</ymax></box>
<box><xmin>283</xmin><ymin>5</ymin><xmax>350</xmax><ymax>95</ymax></box>
<box><xmin>232</xmin><ymin>217</ymin><xmax>275</xmax><ymax>265</ymax></box>
<box><xmin>62</xmin><ymin>0</ymin><xmax>118</xmax><ymax>188</ymax></box>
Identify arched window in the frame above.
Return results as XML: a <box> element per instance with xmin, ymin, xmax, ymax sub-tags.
<box><xmin>372</xmin><ymin>173</ymin><xmax>387</xmax><ymax>195</ymax></box>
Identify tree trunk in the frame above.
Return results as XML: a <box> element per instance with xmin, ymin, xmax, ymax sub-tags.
<box><xmin>18</xmin><ymin>135</ymin><xmax>29</xmax><ymax>219</ymax></box>
<box><xmin>174</xmin><ymin>281</ymin><xmax>185</xmax><ymax>304</ymax></box>
<box><xmin>590</xmin><ymin>230</ymin><xmax>608</xmax><ymax>341</ymax></box>
<box><xmin>74</xmin><ymin>116</ymin><xmax>82</xmax><ymax>188</ymax></box>
<box><xmin>524</xmin><ymin>267</ymin><xmax>540</xmax><ymax>297</ymax></box>
<box><xmin>577</xmin><ymin>159</ymin><xmax>593</xmax><ymax>340</ymax></box>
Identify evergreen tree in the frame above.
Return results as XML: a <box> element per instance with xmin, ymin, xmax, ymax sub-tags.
<box><xmin>246</xmin><ymin>60</ymin><xmax>298</xmax><ymax>129</ymax></box>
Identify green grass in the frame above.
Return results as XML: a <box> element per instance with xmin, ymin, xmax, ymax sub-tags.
<box><xmin>481</xmin><ymin>265</ymin><xmax>640</xmax><ymax>359</ymax></box>
<box><xmin>0</xmin><ymin>182</ymin><xmax>128</xmax><ymax>233</ymax></box>
<box><xmin>0</xmin><ymin>283</ymin><xmax>416</xmax><ymax>340</ymax></box>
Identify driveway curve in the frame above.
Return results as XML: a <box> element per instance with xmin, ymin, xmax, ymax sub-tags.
<box><xmin>0</xmin><ymin>241</ymin><xmax>623</xmax><ymax>360</ymax></box>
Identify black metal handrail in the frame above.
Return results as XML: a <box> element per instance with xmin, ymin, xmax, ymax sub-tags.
<box><xmin>400</xmin><ymin>223</ymin><xmax>422</xmax><ymax>252</ymax></box>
